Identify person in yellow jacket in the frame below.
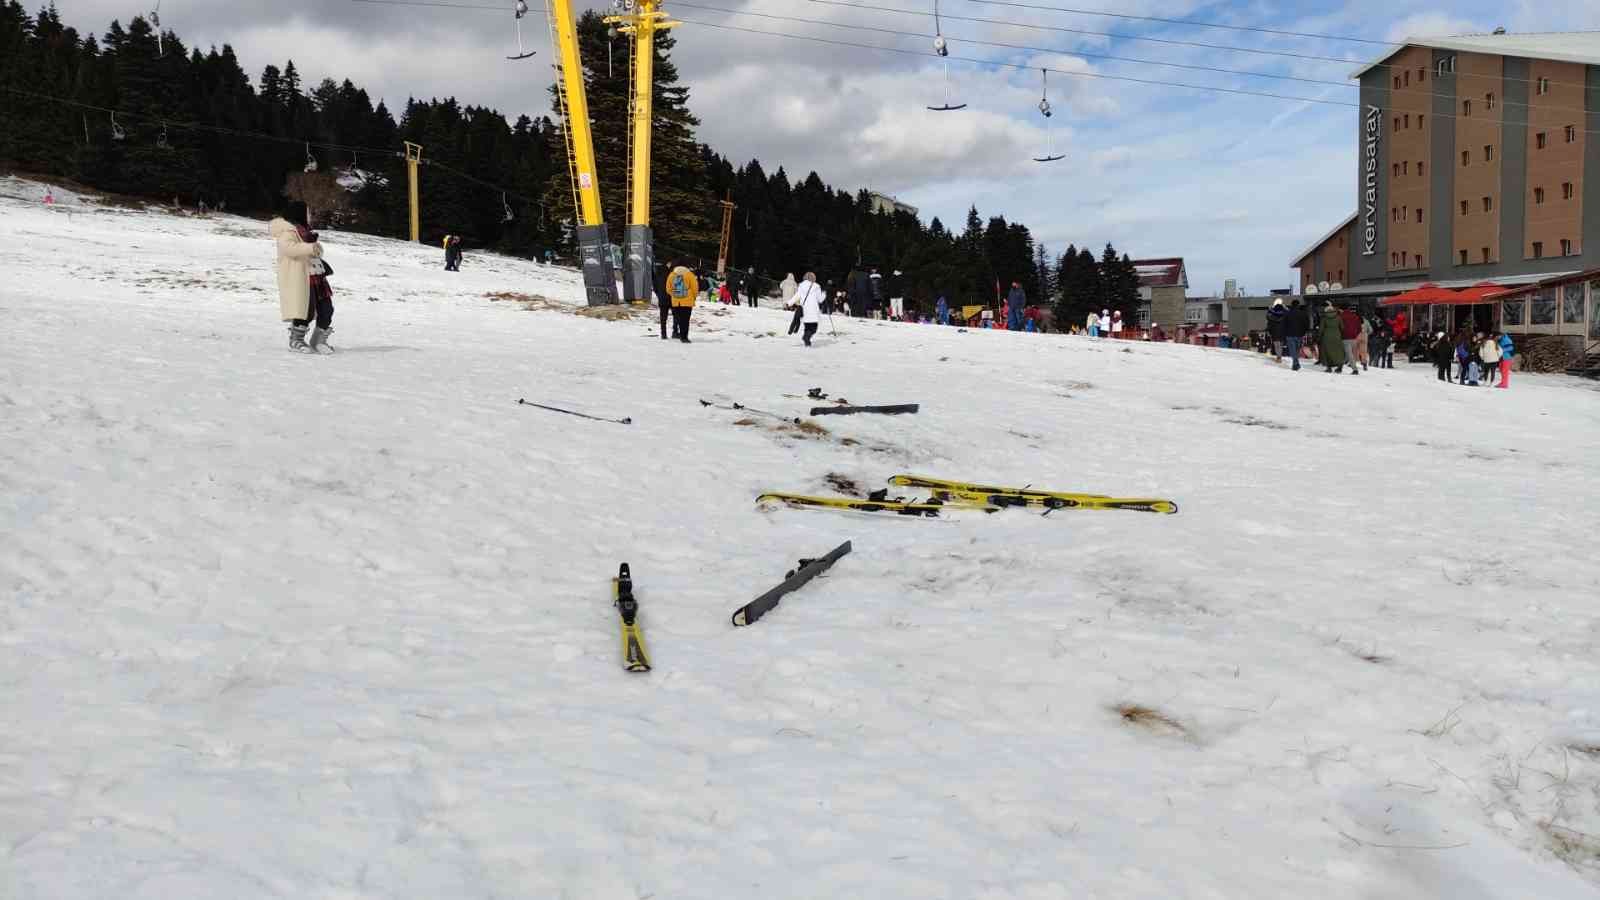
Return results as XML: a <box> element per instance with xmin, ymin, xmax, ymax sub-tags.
<box><xmin>665</xmin><ymin>261</ymin><xmax>699</xmax><ymax>343</ymax></box>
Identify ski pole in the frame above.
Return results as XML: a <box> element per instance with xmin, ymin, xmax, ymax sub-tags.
<box><xmin>698</xmin><ymin>399</ymin><xmax>800</xmax><ymax>425</ymax></box>
<box><xmin>517</xmin><ymin>399</ymin><xmax>632</xmax><ymax>425</ymax></box>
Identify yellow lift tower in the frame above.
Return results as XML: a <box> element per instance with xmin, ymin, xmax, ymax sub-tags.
<box><xmin>605</xmin><ymin>0</ymin><xmax>678</xmax><ymax>303</ymax></box>
<box><xmin>548</xmin><ymin>0</ymin><xmax>619</xmax><ymax>305</ymax></box>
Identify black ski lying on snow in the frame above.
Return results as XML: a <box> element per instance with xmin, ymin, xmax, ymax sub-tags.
<box><xmin>731</xmin><ymin>540</ymin><xmax>853</xmax><ymax>626</ymax></box>
<box><xmin>809</xmin><ymin>404</ymin><xmax>919</xmax><ymax>417</ymax></box>
<box><xmin>517</xmin><ymin>399</ymin><xmax>632</xmax><ymax>425</ymax></box>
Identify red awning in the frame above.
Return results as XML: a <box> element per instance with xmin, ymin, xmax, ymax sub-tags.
<box><xmin>1379</xmin><ymin>282</ymin><xmax>1505</xmax><ymax>306</ymax></box>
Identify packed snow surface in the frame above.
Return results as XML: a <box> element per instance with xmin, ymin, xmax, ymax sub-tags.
<box><xmin>3</xmin><ymin>177</ymin><xmax>1600</xmax><ymax>898</ymax></box>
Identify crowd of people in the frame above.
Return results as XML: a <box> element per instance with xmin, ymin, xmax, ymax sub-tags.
<box><xmin>1253</xmin><ymin>297</ymin><xmax>1515</xmax><ymax>387</ymax></box>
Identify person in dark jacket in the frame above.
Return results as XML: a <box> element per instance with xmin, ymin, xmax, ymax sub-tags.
<box><xmin>1319</xmin><ymin>305</ymin><xmax>1349</xmax><ymax>373</ymax></box>
<box><xmin>1372</xmin><ymin>316</ymin><xmax>1394</xmax><ymax>368</ymax></box>
<box><xmin>847</xmin><ymin>269</ymin><xmax>873</xmax><ymax>319</ymax></box>
<box><xmin>1283</xmin><ymin>299</ymin><xmax>1309</xmax><ymax>371</ymax></box>
<box><xmin>655</xmin><ymin>261</ymin><xmax>673</xmax><ymax>340</ymax></box>
<box><xmin>1432</xmin><ymin>331</ymin><xmax>1453</xmax><ymax>381</ymax></box>
<box><xmin>1266</xmin><ymin>298</ymin><xmax>1287</xmax><ymax>361</ymax></box>
<box><xmin>868</xmin><ymin>268</ymin><xmax>884</xmax><ymax>319</ymax></box>
<box><xmin>1006</xmin><ymin>282</ymin><xmax>1026</xmax><ymax>331</ymax></box>
<box><xmin>1338</xmin><ymin>306</ymin><xmax>1362</xmax><ymax>374</ymax></box>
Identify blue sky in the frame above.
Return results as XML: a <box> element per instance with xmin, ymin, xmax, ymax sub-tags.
<box><xmin>56</xmin><ymin>0</ymin><xmax>1600</xmax><ymax>295</ymax></box>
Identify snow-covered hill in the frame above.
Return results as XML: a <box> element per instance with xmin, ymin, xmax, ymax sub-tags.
<box><xmin>3</xmin><ymin>176</ymin><xmax>1599</xmax><ymax>898</ymax></box>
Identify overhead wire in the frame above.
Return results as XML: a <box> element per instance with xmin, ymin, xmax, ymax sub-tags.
<box><xmin>675</xmin><ymin>2</ymin><xmax>1600</xmax><ymax>116</ymax></box>
<box><xmin>965</xmin><ymin>0</ymin><xmax>1400</xmax><ymax>46</ymax></box>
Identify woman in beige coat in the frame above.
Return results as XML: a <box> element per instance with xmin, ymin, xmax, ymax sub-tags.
<box><xmin>271</xmin><ymin>200</ymin><xmax>326</xmax><ymax>352</ymax></box>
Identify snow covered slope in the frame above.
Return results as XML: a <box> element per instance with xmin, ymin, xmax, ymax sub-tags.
<box><xmin>3</xmin><ymin>178</ymin><xmax>1599</xmax><ymax>898</ymax></box>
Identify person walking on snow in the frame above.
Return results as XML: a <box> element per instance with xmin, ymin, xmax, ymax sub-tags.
<box><xmin>1431</xmin><ymin>332</ymin><xmax>1453</xmax><ymax>381</ymax></box>
<box><xmin>1284</xmin><ymin>299</ymin><xmax>1309</xmax><ymax>370</ymax></box>
<box><xmin>271</xmin><ymin>200</ymin><xmax>331</xmax><ymax>353</ymax></box>
<box><xmin>666</xmin><ymin>263</ymin><xmax>699</xmax><ymax>342</ymax></box>
<box><xmin>1319</xmin><ymin>305</ymin><xmax>1349</xmax><ymax>373</ymax></box>
<box><xmin>793</xmin><ymin>272</ymin><xmax>824</xmax><ymax>346</ymax></box>
<box><xmin>1479</xmin><ymin>332</ymin><xmax>1502</xmax><ymax>386</ymax></box>
<box><xmin>1266</xmin><ymin>298</ymin><xmax>1287</xmax><ymax>361</ymax></box>
<box><xmin>655</xmin><ymin>261</ymin><xmax>672</xmax><ymax>340</ymax></box>
<box><xmin>1111</xmin><ymin>310</ymin><xmax>1124</xmax><ymax>338</ymax></box>
<box><xmin>1086</xmin><ymin>309</ymin><xmax>1101</xmax><ymax>337</ymax></box>
<box><xmin>1337</xmin><ymin>306</ymin><xmax>1361</xmax><ymax>374</ymax></box>
<box><xmin>1495</xmin><ymin>332</ymin><xmax>1514</xmax><ymax>388</ymax></box>
<box><xmin>1354</xmin><ymin>314</ymin><xmax>1372</xmax><ymax>370</ymax></box>
<box><xmin>780</xmin><ymin>273</ymin><xmax>798</xmax><ymax>308</ymax></box>
<box><xmin>1006</xmin><ymin>282</ymin><xmax>1026</xmax><ymax>331</ymax></box>
<box><xmin>935</xmin><ymin>294</ymin><xmax>949</xmax><ymax>326</ymax></box>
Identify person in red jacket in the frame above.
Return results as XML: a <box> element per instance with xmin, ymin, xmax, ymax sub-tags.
<box><xmin>1392</xmin><ymin>310</ymin><xmax>1409</xmax><ymax>343</ymax></box>
<box><xmin>1339</xmin><ymin>307</ymin><xmax>1362</xmax><ymax>373</ymax></box>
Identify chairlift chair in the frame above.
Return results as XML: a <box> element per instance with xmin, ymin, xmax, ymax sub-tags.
<box><xmin>150</xmin><ymin>1</ymin><xmax>163</xmax><ymax>56</ymax></box>
<box><xmin>110</xmin><ymin>112</ymin><xmax>126</xmax><ymax>141</ymax></box>
<box><xmin>156</xmin><ymin>123</ymin><xmax>170</xmax><ymax>150</ymax></box>
<box><xmin>303</xmin><ymin>142</ymin><xmax>318</xmax><ymax>173</ymax></box>
<box><xmin>926</xmin><ymin>0</ymin><xmax>965</xmax><ymax>111</ymax></box>
<box><xmin>1032</xmin><ymin>69</ymin><xmax>1064</xmax><ymax>163</ymax></box>
<box><xmin>508</xmin><ymin>0</ymin><xmax>537</xmax><ymax>60</ymax></box>
<box><xmin>501</xmin><ymin>192</ymin><xmax>515</xmax><ymax>223</ymax></box>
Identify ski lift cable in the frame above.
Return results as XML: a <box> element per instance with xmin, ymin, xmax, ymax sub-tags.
<box><xmin>675</xmin><ymin>0</ymin><xmax>1357</xmax><ymax>90</ymax></box>
<box><xmin>666</xmin><ymin>16</ymin><xmax>1600</xmax><ymax>125</ymax></box>
<box><xmin>966</xmin><ymin>0</ymin><xmax>1398</xmax><ymax>47</ymax></box>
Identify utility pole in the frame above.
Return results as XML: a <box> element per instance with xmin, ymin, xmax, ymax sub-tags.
<box><xmin>550</xmin><ymin>0</ymin><xmax>618</xmax><ymax>304</ymax></box>
<box><xmin>403</xmin><ymin>141</ymin><xmax>423</xmax><ymax>242</ymax></box>
<box><xmin>607</xmin><ymin>0</ymin><xmax>678</xmax><ymax>303</ymax></box>
<box><xmin>716</xmin><ymin>190</ymin><xmax>735</xmax><ymax>278</ymax></box>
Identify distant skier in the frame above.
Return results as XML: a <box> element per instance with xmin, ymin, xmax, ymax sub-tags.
<box><xmin>1284</xmin><ymin>299</ymin><xmax>1309</xmax><ymax>371</ymax></box>
<box><xmin>270</xmin><ymin>200</ymin><xmax>332</xmax><ymax>354</ymax></box>
<box><xmin>1006</xmin><ymin>282</ymin><xmax>1026</xmax><ymax>331</ymax></box>
<box><xmin>666</xmin><ymin>263</ymin><xmax>699</xmax><ymax>342</ymax></box>
<box><xmin>794</xmin><ymin>272</ymin><xmax>824</xmax><ymax>346</ymax></box>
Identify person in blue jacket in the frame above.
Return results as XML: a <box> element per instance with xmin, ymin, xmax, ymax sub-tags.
<box><xmin>935</xmin><ymin>294</ymin><xmax>949</xmax><ymax>325</ymax></box>
<box><xmin>1006</xmin><ymin>282</ymin><xmax>1026</xmax><ymax>331</ymax></box>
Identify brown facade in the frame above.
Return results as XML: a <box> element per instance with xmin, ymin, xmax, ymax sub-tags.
<box><xmin>1298</xmin><ymin>222</ymin><xmax>1352</xmax><ymax>290</ymax></box>
<box><xmin>1524</xmin><ymin>60</ymin><xmax>1585</xmax><ymax>260</ymax></box>
<box><xmin>1387</xmin><ymin>46</ymin><xmax>1432</xmax><ymax>272</ymax></box>
<box><xmin>1453</xmin><ymin>53</ymin><xmax>1503</xmax><ymax>267</ymax></box>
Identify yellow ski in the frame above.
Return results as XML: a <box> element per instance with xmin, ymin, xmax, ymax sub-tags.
<box><xmin>756</xmin><ymin>492</ymin><xmax>969</xmax><ymax>516</ymax></box>
<box><xmin>890</xmin><ymin>475</ymin><xmax>1178</xmax><ymax>515</ymax></box>
<box><xmin>614</xmin><ymin>564</ymin><xmax>650</xmax><ymax>672</ymax></box>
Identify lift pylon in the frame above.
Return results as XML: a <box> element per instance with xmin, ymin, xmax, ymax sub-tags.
<box><xmin>550</xmin><ymin>0</ymin><xmax>619</xmax><ymax>304</ymax></box>
<box><xmin>606</xmin><ymin>0</ymin><xmax>680</xmax><ymax>303</ymax></box>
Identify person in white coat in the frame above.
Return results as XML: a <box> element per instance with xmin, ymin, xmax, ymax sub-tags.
<box><xmin>780</xmin><ymin>273</ymin><xmax>798</xmax><ymax>307</ymax></box>
<box><xmin>794</xmin><ymin>272</ymin><xmax>824</xmax><ymax>346</ymax></box>
<box><xmin>1086</xmin><ymin>310</ymin><xmax>1101</xmax><ymax>337</ymax></box>
<box><xmin>270</xmin><ymin>200</ymin><xmax>325</xmax><ymax>352</ymax></box>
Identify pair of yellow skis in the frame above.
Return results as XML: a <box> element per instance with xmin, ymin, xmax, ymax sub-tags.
<box><xmin>758</xmin><ymin>474</ymin><xmax>1180</xmax><ymax>516</ymax></box>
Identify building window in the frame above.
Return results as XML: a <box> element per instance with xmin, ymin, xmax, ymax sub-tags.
<box><xmin>1486</xmin><ymin>92</ymin><xmax>1496</xmax><ymax>110</ymax></box>
<box><xmin>1416</xmin><ymin>208</ymin><xmax>1424</xmax><ymax>224</ymax></box>
<box><xmin>1532</xmin><ymin>241</ymin><xmax>1544</xmax><ymax>259</ymax></box>
<box><xmin>1418</xmin><ymin>161</ymin><xmax>1425</xmax><ymax>177</ymax></box>
<box><xmin>1459</xmin><ymin>249</ymin><xmax>1469</xmax><ymax>265</ymax></box>
<box><xmin>1404</xmin><ymin>114</ymin><xmax>1411</xmax><ymax>128</ymax></box>
<box><xmin>1535</xmin><ymin>187</ymin><xmax>1546</xmax><ymax>204</ymax></box>
<box><xmin>1394</xmin><ymin>75</ymin><xmax>1402</xmax><ymax>89</ymax></box>
<box><xmin>1503</xmin><ymin>296</ymin><xmax>1524</xmax><ymax>325</ymax></box>
<box><xmin>1419</xmin><ymin>114</ymin><xmax>1425</xmax><ymax>129</ymax></box>
<box><xmin>1404</xmin><ymin>71</ymin><xmax>1411</xmax><ymax>87</ymax></box>
<box><xmin>1561</xmin><ymin>239</ymin><xmax>1574</xmax><ymax>257</ymax></box>
<box><xmin>1564</xmin><ymin>182</ymin><xmax>1574</xmax><ymax>200</ymax></box>
<box><xmin>1484</xmin><ymin>196</ymin><xmax>1493</xmax><ymax>212</ymax></box>
<box><xmin>1484</xmin><ymin>145</ymin><xmax>1494</xmax><ymax>161</ymax></box>
<box><xmin>1537</xmin><ymin>132</ymin><xmax>1547</xmax><ymax>149</ymax></box>
<box><xmin>1394</xmin><ymin>116</ymin><xmax>1401</xmax><ymax>132</ymax></box>
<box><xmin>1338</xmin><ymin>269</ymin><xmax>1344</xmax><ymax>283</ymax></box>
<box><xmin>1419</xmin><ymin>67</ymin><xmax>1426</xmax><ymax>82</ymax></box>
<box><xmin>1564</xmin><ymin>282</ymin><xmax>1585</xmax><ymax>319</ymax></box>
<box><xmin>1566</xmin><ymin>125</ymin><xmax>1577</xmax><ymax>143</ymax></box>
<box><xmin>1393</xmin><ymin>163</ymin><xmax>1401</xmax><ymax>178</ymax></box>
<box><xmin>1537</xmin><ymin>77</ymin><xmax>1550</xmax><ymax>95</ymax></box>
<box><xmin>1590</xmin><ymin>281</ymin><xmax>1600</xmax><ymax>339</ymax></box>
<box><xmin>1482</xmin><ymin>247</ymin><xmax>1491</xmax><ymax>263</ymax></box>
<box><xmin>1531</xmin><ymin>287</ymin><xmax>1556</xmax><ymax>323</ymax></box>
<box><xmin>1403</xmin><ymin>161</ymin><xmax>1409</xmax><ymax>175</ymax></box>
<box><xmin>1462</xmin><ymin>100</ymin><xmax>1471</xmax><ymax>116</ymax></box>
<box><xmin>1460</xmin><ymin>200</ymin><xmax>1469</xmax><ymax>216</ymax></box>
<box><xmin>1392</xmin><ymin>207</ymin><xmax>1399</xmax><ymax>222</ymax></box>
<box><xmin>1413</xmin><ymin>254</ymin><xmax>1423</xmax><ymax>268</ymax></box>
<box><xmin>1462</xmin><ymin>150</ymin><xmax>1470</xmax><ymax>167</ymax></box>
